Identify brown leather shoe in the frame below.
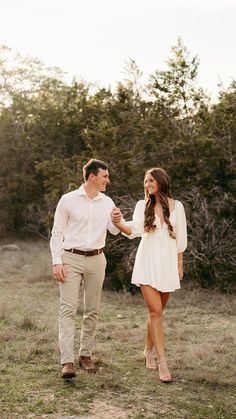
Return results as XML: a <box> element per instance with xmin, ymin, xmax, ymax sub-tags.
<box><xmin>61</xmin><ymin>362</ymin><xmax>76</xmax><ymax>379</ymax></box>
<box><xmin>79</xmin><ymin>356</ymin><xmax>96</xmax><ymax>372</ymax></box>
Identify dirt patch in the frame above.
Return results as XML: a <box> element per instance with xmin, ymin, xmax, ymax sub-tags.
<box><xmin>90</xmin><ymin>400</ymin><xmax>128</xmax><ymax>418</ymax></box>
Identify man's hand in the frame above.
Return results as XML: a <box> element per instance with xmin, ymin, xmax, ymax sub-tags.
<box><xmin>112</xmin><ymin>207</ymin><xmax>122</xmax><ymax>225</ymax></box>
<box><xmin>53</xmin><ymin>264</ymin><xmax>66</xmax><ymax>283</ymax></box>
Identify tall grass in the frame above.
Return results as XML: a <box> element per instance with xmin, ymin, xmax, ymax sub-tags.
<box><xmin>0</xmin><ymin>238</ymin><xmax>235</xmax><ymax>419</ymax></box>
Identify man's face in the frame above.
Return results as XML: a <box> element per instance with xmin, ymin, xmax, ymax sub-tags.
<box><xmin>92</xmin><ymin>169</ymin><xmax>110</xmax><ymax>192</ymax></box>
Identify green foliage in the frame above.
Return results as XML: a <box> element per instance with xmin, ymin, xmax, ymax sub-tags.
<box><xmin>0</xmin><ymin>42</ymin><xmax>235</xmax><ymax>291</ymax></box>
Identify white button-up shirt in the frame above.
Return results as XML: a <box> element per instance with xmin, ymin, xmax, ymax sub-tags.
<box><xmin>50</xmin><ymin>184</ymin><xmax>120</xmax><ymax>265</ymax></box>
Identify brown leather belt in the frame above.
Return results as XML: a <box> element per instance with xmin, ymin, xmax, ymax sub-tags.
<box><xmin>65</xmin><ymin>248</ymin><xmax>104</xmax><ymax>256</ymax></box>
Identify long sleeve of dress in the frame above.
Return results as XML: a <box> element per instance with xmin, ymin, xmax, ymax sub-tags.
<box><xmin>122</xmin><ymin>200</ymin><xmax>145</xmax><ymax>239</ymax></box>
<box><xmin>176</xmin><ymin>201</ymin><xmax>187</xmax><ymax>252</ymax></box>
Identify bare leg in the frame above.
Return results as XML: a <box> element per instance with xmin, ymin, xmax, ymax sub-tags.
<box><xmin>141</xmin><ymin>285</ymin><xmax>171</xmax><ymax>381</ymax></box>
<box><xmin>145</xmin><ymin>292</ymin><xmax>170</xmax><ymax>351</ymax></box>
<box><xmin>143</xmin><ymin>317</ymin><xmax>156</xmax><ymax>370</ymax></box>
<box><xmin>146</xmin><ymin>319</ymin><xmax>153</xmax><ymax>350</ymax></box>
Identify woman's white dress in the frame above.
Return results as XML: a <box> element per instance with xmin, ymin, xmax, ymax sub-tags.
<box><xmin>123</xmin><ymin>200</ymin><xmax>187</xmax><ymax>292</ymax></box>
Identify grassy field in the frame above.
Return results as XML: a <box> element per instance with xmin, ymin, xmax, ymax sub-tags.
<box><xmin>0</xmin><ymin>238</ymin><xmax>235</xmax><ymax>419</ymax></box>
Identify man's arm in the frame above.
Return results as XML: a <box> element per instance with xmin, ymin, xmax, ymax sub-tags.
<box><xmin>50</xmin><ymin>197</ymin><xmax>68</xmax><ymax>283</ymax></box>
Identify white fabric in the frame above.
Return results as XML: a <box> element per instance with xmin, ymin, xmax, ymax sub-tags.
<box><xmin>123</xmin><ymin>199</ymin><xmax>187</xmax><ymax>292</ymax></box>
<box><xmin>50</xmin><ymin>184</ymin><xmax>120</xmax><ymax>265</ymax></box>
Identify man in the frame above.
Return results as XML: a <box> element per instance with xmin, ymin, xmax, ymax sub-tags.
<box><xmin>50</xmin><ymin>159</ymin><xmax>121</xmax><ymax>379</ymax></box>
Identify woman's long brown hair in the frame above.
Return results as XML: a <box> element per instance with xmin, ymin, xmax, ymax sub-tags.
<box><xmin>144</xmin><ymin>168</ymin><xmax>176</xmax><ymax>239</ymax></box>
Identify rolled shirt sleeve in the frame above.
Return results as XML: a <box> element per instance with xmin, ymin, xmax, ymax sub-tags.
<box><xmin>176</xmin><ymin>201</ymin><xmax>187</xmax><ymax>252</ymax></box>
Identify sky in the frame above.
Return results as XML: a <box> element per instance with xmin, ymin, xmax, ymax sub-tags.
<box><xmin>1</xmin><ymin>0</ymin><xmax>235</xmax><ymax>100</ymax></box>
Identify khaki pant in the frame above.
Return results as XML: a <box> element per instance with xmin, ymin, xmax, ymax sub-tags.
<box><xmin>59</xmin><ymin>251</ymin><xmax>106</xmax><ymax>364</ymax></box>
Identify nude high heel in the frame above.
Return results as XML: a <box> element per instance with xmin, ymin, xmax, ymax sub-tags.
<box><xmin>158</xmin><ymin>357</ymin><xmax>172</xmax><ymax>383</ymax></box>
<box><xmin>143</xmin><ymin>348</ymin><xmax>157</xmax><ymax>370</ymax></box>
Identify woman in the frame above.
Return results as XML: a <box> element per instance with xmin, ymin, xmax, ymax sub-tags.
<box><xmin>112</xmin><ymin>167</ymin><xmax>187</xmax><ymax>382</ymax></box>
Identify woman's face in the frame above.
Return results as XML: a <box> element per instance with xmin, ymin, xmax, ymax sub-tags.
<box><xmin>144</xmin><ymin>173</ymin><xmax>158</xmax><ymax>195</ymax></box>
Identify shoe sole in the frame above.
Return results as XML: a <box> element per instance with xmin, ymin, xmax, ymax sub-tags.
<box><xmin>160</xmin><ymin>377</ymin><xmax>172</xmax><ymax>383</ymax></box>
<box><xmin>79</xmin><ymin>360</ymin><xmax>97</xmax><ymax>373</ymax></box>
<box><xmin>62</xmin><ymin>372</ymin><xmax>76</xmax><ymax>379</ymax></box>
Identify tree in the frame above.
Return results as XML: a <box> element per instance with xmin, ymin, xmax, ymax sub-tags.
<box><xmin>0</xmin><ymin>42</ymin><xmax>235</xmax><ymax>291</ymax></box>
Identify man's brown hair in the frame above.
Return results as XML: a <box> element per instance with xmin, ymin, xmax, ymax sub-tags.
<box><xmin>83</xmin><ymin>159</ymin><xmax>108</xmax><ymax>181</ymax></box>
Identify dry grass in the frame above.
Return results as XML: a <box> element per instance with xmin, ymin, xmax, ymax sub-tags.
<box><xmin>0</xmin><ymin>238</ymin><xmax>235</xmax><ymax>419</ymax></box>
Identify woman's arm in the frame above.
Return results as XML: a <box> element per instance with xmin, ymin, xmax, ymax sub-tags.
<box><xmin>178</xmin><ymin>252</ymin><xmax>184</xmax><ymax>279</ymax></box>
<box><xmin>176</xmin><ymin>201</ymin><xmax>187</xmax><ymax>280</ymax></box>
<box><xmin>113</xmin><ymin>221</ymin><xmax>132</xmax><ymax>236</ymax></box>
<box><xmin>112</xmin><ymin>201</ymin><xmax>145</xmax><ymax>239</ymax></box>
<box><xmin>111</xmin><ymin>208</ymin><xmax>132</xmax><ymax>235</ymax></box>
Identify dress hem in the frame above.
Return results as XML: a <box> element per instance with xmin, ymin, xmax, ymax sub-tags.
<box><xmin>132</xmin><ymin>282</ymin><xmax>180</xmax><ymax>293</ymax></box>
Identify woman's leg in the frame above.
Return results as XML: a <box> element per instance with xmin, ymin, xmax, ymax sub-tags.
<box><xmin>143</xmin><ymin>317</ymin><xmax>156</xmax><ymax>369</ymax></box>
<box><xmin>145</xmin><ymin>292</ymin><xmax>170</xmax><ymax>351</ymax></box>
<box><xmin>141</xmin><ymin>285</ymin><xmax>171</xmax><ymax>380</ymax></box>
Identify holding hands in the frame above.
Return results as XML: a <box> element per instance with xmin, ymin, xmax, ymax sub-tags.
<box><xmin>111</xmin><ymin>207</ymin><xmax>132</xmax><ymax>236</ymax></box>
<box><xmin>112</xmin><ymin>207</ymin><xmax>122</xmax><ymax>225</ymax></box>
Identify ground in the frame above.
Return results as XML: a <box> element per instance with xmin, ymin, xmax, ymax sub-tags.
<box><xmin>0</xmin><ymin>239</ymin><xmax>235</xmax><ymax>419</ymax></box>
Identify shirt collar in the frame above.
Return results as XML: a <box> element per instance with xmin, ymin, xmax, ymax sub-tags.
<box><xmin>78</xmin><ymin>184</ymin><xmax>105</xmax><ymax>200</ymax></box>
